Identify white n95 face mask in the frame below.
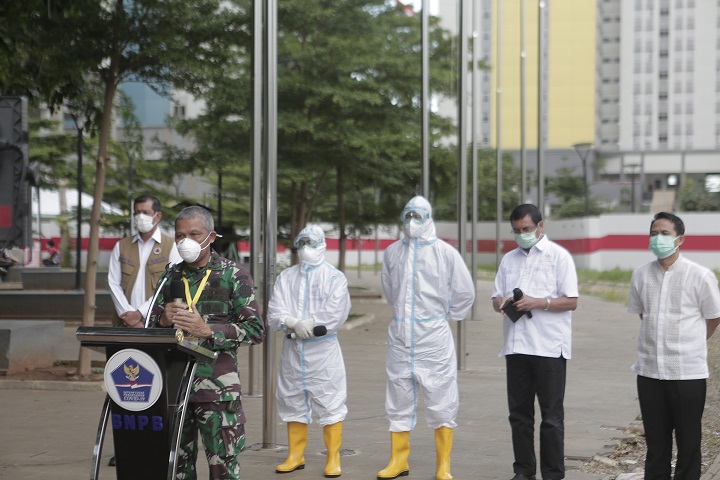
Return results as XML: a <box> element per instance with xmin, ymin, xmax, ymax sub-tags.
<box><xmin>134</xmin><ymin>213</ymin><xmax>157</xmax><ymax>234</ymax></box>
<box><xmin>177</xmin><ymin>233</ymin><xmax>212</xmax><ymax>263</ymax></box>
<box><xmin>404</xmin><ymin>221</ymin><xmax>424</xmax><ymax>239</ymax></box>
<box><xmin>298</xmin><ymin>244</ymin><xmax>325</xmax><ymax>265</ymax></box>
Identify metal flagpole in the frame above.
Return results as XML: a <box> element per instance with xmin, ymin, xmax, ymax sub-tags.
<box><xmin>422</xmin><ymin>0</ymin><xmax>430</xmax><ymax>198</ymax></box>
<box><xmin>248</xmin><ymin>0</ymin><xmax>263</xmax><ymax>398</ymax></box>
<box><xmin>495</xmin><ymin>0</ymin><xmax>503</xmax><ymax>267</ymax></box>
<box><xmin>457</xmin><ymin>0</ymin><xmax>469</xmax><ymax>370</ymax></box>
<box><xmin>262</xmin><ymin>0</ymin><xmax>278</xmax><ymax>449</ymax></box>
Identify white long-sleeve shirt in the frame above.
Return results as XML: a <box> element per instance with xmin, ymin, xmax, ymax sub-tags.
<box><xmin>108</xmin><ymin>229</ymin><xmax>182</xmax><ymax>319</ymax></box>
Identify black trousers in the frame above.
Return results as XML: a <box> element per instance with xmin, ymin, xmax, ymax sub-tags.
<box><xmin>637</xmin><ymin>375</ymin><xmax>706</xmax><ymax>480</ymax></box>
<box><xmin>506</xmin><ymin>354</ymin><xmax>567</xmax><ymax>480</ymax></box>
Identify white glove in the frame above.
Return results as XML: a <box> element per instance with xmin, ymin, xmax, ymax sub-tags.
<box><xmin>284</xmin><ymin>316</ymin><xmax>300</xmax><ymax>329</ymax></box>
<box><xmin>294</xmin><ymin>317</ymin><xmax>315</xmax><ymax>339</ymax></box>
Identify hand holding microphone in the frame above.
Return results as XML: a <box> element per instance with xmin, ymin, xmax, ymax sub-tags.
<box><xmin>160</xmin><ymin>277</ymin><xmax>188</xmax><ymax>327</ymax></box>
<box><xmin>286</xmin><ymin>325</ymin><xmax>328</xmax><ymax>339</ymax></box>
<box><xmin>170</xmin><ymin>277</ymin><xmax>185</xmax><ymax>306</ymax></box>
<box><xmin>285</xmin><ymin>316</ymin><xmax>327</xmax><ymax>339</ymax></box>
<box><xmin>293</xmin><ymin>317</ymin><xmax>315</xmax><ymax>339</ymax></box>
<box><xmin>502</xmin><ymin>288</ymin><xmax>533</xmax><ymax>323</ymax></box>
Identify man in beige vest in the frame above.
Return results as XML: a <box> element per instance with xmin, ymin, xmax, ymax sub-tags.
<box><xmin>106</xmin><ymin>195</ymin><xmax>181</xmax><ymax>467</ymax></box>
<box><xmin>108</xmin><ymin>195</ymin><xmax>182</xmax><ymax>327</ymax></box>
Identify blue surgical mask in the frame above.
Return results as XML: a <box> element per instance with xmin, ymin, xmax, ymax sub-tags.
<box><xmin>514</xmin><ymin>229</ymin><xmax>539</xmax><ymax>250</ymax></box>
<box><xmin>649</xmin><ymin>234</ymin><xmax>679</xmax><ymax>259</ymax></box>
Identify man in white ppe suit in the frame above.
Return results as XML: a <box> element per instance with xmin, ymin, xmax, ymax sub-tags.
<box><xmin>268</xmin><ymin>224</ymin><xmax>351</xmax><ymax>478</ymax></box>
<box><xmin>378</xmin><ymin>196</ymin><xmax>475</xmax><ymax>480</ymax></box>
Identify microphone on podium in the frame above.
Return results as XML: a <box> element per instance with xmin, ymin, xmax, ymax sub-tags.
<box><xmin>286</xmin><ymin>325</ymin><xmax>328</xmax><ymax>339</ymax></box>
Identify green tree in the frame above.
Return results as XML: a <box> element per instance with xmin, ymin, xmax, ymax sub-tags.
<box><xmin>677</xmin><ymin>177</ymin><xmax>720</xmax><ymax>212</ymax></box>
<box><xmin>431</xmin><ymin>150</ymin><xmax>522</xmax><ymax>222</ymax></box>
<box><xmin>28</xmin><ymin>118</ymin><xmax>78</xmax><ymax>267</ymax></box>
<box><xmin>168</xmin><ymin>0</ymin><xmax>458</xmax><ymax>270</ymax></box>
<box><xmin>546</xmin><ymin>165</ymin><xmax>603</xmax><ymax>218</ymax></box>
<box><xmin>3</xmin><ymin>0</ymin><xmax>251</xmax><ymax>375</ymax></box>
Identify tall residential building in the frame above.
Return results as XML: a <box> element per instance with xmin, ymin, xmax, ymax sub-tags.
<box><xmin>618</xmin><ymin>0</ymin><xmax>718</xmax><ymax>152</ymax></box>
<box><xmin>601</xmin><ymin>0</ymin><xmax>720</xmax><ymax>205</ymax></box>
<box><xmin>596</xmin><ymin>0</ymin><xmax>621</xmax><ymax>152</ymax></box>
<box><xmin>118</xmin><ymin>83</ymin><xmax>211</xmax><ymax>201</ymax></box>
<box><xmin>491</xmin><ymin>0</ymin><xmax>596</xmax><ymax>151</ymax></box>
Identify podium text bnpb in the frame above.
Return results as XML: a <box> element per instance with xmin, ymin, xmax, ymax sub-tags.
<box><xmin>77</xmin><ymin>326</ymin><xmax>217</xmax><ymax>480</ymax></box>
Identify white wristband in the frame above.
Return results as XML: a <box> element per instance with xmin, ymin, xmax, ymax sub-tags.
<box><xmin>544</xmin><ymin>298</ymin><xmax>551</xmax><ymax>311</ymax></box>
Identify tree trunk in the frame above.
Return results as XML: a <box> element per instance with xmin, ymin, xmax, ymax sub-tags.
<box><xmin>57</xmin><ymin>183</ymin><xmax>71</xmax><ymax>267</ymax></box>
<box><xmin>336</xmin><ymin>166</ymin><xmax>346</xmax><ymax>272</ymax></box>
<box><xmin>78</xmin><ymin>71</ymin><xmax>119</xmax><ymax>376</ymax></box>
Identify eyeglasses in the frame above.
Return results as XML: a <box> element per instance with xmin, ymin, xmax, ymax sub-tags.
<box><xmin>511</xmin><ymin>226</ymin><xmax>538</xmax><ymax>235</ymax></box>
<box><xmin>296</xmin><ymin>238</ymin><xmax>320</xmax><ymax>249</ymax></box>
<box><xmin>403</xmin><ymin>211</ymin><xmax>425</xmax><ymax>223</ymax></box>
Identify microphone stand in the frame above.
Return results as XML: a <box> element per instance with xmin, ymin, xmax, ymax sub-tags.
<box><xmin>144</xmin><ymin>263</ymin><xmax>178</xmax><ymax>328</ymax></box>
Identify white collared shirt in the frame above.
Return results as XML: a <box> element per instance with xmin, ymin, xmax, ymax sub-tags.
<box><xmin>108</xmin><ymin>228</ymin><xmax>182</xmax><ymax>319</ymax></box>
<box><xmin>492</xmin><ymin>235</ymin><xmax>579</xmax><ymax>359</ymax></box>
<box><xmin>629</xmin><ymin>255</ymin><xmax>720</xmax><ymax>380</ymax></box>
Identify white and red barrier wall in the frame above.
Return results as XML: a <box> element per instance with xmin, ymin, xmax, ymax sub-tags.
<box><xmin>34</xmin><ymin>213</ymin><xmax>720</xmax><ymax>272</ymax></box>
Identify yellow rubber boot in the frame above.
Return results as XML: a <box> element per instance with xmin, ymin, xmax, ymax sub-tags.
<box><xmin>377</xmin><ymin>431</ymin><xmax>410</xmax><ymax>479</ymax></box>
<box><xmin>276</xmin><ymin>422</ymin><xmax>308</xmax><ymax>473</ymax></box>
<box><xmin>323</xmin><ymin>422</ymin><xmax>343</xmax><ymax>478</ymax></box>
<box><xmin>434</xmin><ymin>426</ymin><xmax>454</xmax><ymax>480</ymax></box>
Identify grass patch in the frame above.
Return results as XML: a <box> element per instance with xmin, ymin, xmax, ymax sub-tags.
<box><xmin>53</xmin><ymin>360</ymin><xmax>70</xmax><ymax>366</ymax></box>
<box><xmin>346</xmin><ymin>262</ymin><xmax>639</xmax><ymax>305</ymax></box>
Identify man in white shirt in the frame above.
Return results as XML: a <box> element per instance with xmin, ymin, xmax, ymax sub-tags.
<box><xmin>629</xmin><ymin>211</ymin><xmax>720</xmax><ymax>479</ymax></box>
<box><xmin>491</xmin><ymin>204</ymin><xmax>578</xmax><ymax>480</ymax></box>
<box><xmin>108</xmin><ymin>195</ymin><xmax>181</xmax><ymax>327</ymax></box>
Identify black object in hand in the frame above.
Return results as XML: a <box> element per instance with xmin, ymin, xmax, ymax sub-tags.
<box><xmin>502</xmin><ymin>288</ymin><xmax>533</xmax><ymax>323</ymax></box>
<box><xmin>286</xmin><ymin>325</ymin><xmax>328</xmax><ymax>339</ymax></box>
<box><xmin>170</xmin><ymin>277</ymin><xmax>185</xmax><ymax>305</ymax></box>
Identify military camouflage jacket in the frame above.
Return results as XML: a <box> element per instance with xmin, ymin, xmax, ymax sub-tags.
<box><xmin>151</xmin><ymin>251</ymin><xmax>264</xmax><ymax>406</ymax></box>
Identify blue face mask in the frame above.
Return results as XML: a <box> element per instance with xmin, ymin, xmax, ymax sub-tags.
<box><xmin>649</xmin><ymin>234</ymin><xmax>679</xmax><ymax>259</ymax></box>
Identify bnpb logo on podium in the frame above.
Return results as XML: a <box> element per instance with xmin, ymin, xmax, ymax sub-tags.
<box><xmin>104</xmin><ymin>349</ymin><xmax>163</xmax><ymax>412</ymax></box>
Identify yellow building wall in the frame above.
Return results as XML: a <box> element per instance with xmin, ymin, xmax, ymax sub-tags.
<box><xmin>491</xmin><ymin>0</ymin><xmax>595</xmax><ymax>149</ymax></box>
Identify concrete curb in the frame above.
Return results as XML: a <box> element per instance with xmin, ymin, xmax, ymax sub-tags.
<box><xmin>0</xmin><ymin>379</ymin><xmax>105</xmax><ymax>391</ymax></box>
<box><xmin>702</xmin><ymin>452</ymin><xmax>720</xmax><ymax>480</ymax></box>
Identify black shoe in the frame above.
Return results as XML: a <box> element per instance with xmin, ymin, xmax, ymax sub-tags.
<box><xmin>108</xmin><ymin>455</ymin><xmax>116</xmax><ymax>466</ymax></box>
<box><xmin>510</xmin><ymin>475</ymin><xmax>535</xmax><ymax>480</ymax></box>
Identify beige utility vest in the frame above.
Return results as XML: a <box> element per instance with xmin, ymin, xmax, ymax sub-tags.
<box><xmin>114</xmin><ymin>234</ymin><xmax>175</xmax><ymax>326</ymax></box>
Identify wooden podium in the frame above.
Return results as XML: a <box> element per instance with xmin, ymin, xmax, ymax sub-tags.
<box><xmin>77</xmin><ymin>326</ymin><xmax>218</xmax><ymax>480</ymax></box>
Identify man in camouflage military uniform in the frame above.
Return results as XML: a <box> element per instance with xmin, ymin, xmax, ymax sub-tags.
<box><xmin>152</xmin><ymin>206</ymin><xmax>264</xmax><ymax>480</ymax></box>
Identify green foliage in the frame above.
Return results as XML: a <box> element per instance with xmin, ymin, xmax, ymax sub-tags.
<box><xmin>577</xmin><ymin>267</ymin><xmax>632</xmax><ymax>284</ymax></box>
<box><xmin>547</xmin><ymin>166</ymin><xmax>585</xmax><ymax>202</ymax></box>
<box><xmin>167</xmin><ymin>0</ymin><xmax>462</xmax><ymax>249</ymax></box>
<box><xmin>677</xmin><ymin>177</ymin><xmax>720</xmax><ymax>212</ymax></box>
<box><xmin>546</xmin><ymin>165</ymin><xmax>604</xmax><ymax>218</ymax></box>
<box><xmin>28</xmin><ymin>118</ymin><xmax>77</xmax><ymax>190</ymax></box>
<box><xmin>433</xmin><ymin>150</ymin><xmax>523</xmax><ymax>222</ymax></box>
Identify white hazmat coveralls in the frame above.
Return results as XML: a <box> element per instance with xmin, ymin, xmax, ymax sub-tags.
<box><xmin>268</xmin><ymin>226</ymin><xmax>351</xmax><ymax>426</ymax></box>
<box><xmin>381</xmin><ymin>196</ymin><xmax>475</xmax><ymax>432</ymax></box>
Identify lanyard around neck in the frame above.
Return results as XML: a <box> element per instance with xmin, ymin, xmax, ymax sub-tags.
<box><xmin>182</xmin><ymin>269</ymin><xmax>212</xmax><ymax>313</ymax></box>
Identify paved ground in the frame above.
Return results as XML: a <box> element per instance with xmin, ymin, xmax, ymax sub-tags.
<box><xmin>0</xmin><ymin>270</ymin><xmax>689</xmax><ymax>480</ymax></box>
